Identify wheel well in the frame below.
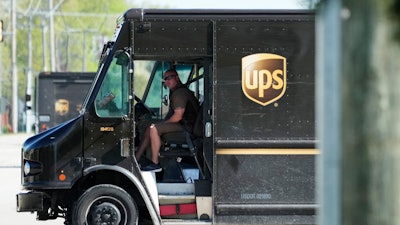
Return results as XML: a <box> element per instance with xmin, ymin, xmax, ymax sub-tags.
<box><xmin>69</xmin><ymin>169</ymin><xmax>152</xmax><ymax>223</ymax></box>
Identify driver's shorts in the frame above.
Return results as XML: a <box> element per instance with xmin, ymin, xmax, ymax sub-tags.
<box><xmin>154</xmin><ymin>122</ymin><xmax>183</xmax><ymax>136</ymax></box>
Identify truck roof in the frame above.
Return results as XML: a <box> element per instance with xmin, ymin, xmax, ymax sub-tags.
<box><xmin>124</xmin><ymin>8</ymin><xmax>314</xmax><ymax>21</ymax></box>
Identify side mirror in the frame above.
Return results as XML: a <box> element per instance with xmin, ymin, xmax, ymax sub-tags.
<box><xmin>115</xmin><ymin>50</ymin><xmax>130</xmax><ymax>66</ymax></box>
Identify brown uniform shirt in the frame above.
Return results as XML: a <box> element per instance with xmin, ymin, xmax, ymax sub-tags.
<box><xmin>169</xmin><ymin>85</ymin><xmax>199</xmax><ymax>128</ymax></box>
<box><xmin>156</xmin><ymin>85</ymin><xmax>199</xmax><ymax>135</ymax></box>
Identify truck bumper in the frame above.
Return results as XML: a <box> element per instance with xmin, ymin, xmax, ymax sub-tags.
<box><xmin>16</xmin><ymin>192</ymin><xmax>44</xmax><ymax>212</ymax></box>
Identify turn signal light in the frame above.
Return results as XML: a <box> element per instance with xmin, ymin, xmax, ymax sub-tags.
<box><xmin>58</xmin><ymin>173</ymin><xmax>66</xmax><ymax>181</ymax></box>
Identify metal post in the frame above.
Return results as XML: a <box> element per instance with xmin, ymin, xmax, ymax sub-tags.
<box><xmin>82</xmin><ymin>29</ymin><xmax>97</xmax><ymax>72</ymax></box>
<box><xmin>26</xmin><ymin>14</ymin><xmax>33</xmax><ymax>133</ymax></box>
<box><xmin>11</xmin><ymin>0</ymin><xmax>18</xmax><ymax>133</ymax></box>
<box><xmin>49</xmin><ymin>0</ymin><xmax>56</xmax><ymax>71</ymax></box>
<box><xmin>41</xmin><ymin>17</ymin><xmax>48</xmax><ymax>71</ymax></box>
<box><xmin>316</xmin><ymin>0</ymin><xmax>342</xmax><ymax>225</ymax></box>
<box><xmin>83</xmin><ymin>30</ymin><xmax>86</xmax><ymax>72</ymax></box>
<box><xmin>0</xmin><ymin>38</ymin><xmax>2</xmax><ymax>134</ymax></box>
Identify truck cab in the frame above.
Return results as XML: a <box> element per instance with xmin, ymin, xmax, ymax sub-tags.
<box><xmin>17</xmin><ymin>8</ymin><xmax>316</xmax><ymax>225</ymax></box>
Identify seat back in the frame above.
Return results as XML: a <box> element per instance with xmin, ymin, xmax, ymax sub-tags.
<box><xmin>192</xmin><ymin>104</ymin><xmax>203</xmax><ymax>138</ymax></box>
<box><xmin>161</xmin><ymin>104</ymin><xmax>203</xmax><ymax>154</ymax></box>
<box><xmin>160</xmin><ymin>104</ymin><xmax>205</xmax><ymax>180</ymax></box>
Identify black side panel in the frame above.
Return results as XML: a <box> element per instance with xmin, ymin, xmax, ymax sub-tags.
<box><xmin>216</xmin><ymin>155</ymin><xmax>315</xmax><ymax>203</ymax></box>
<box><xmin>133</xmin><ymin>21</ymin><xmax>212</xmax><ymax>58</ymax></box>
<box><xmin>214</xmin><ymin>16</ymin><xmax>315</xmax><ymax>146</ymax></box>
<box><xmin>213</xmin><ymin>14</ymin><xmax>316</xmax><ymax>225</ymax></box>
<box><xmin>215</xmin><ymin>215</ymin><xmax>316</xmax><ymax>225</ymax></box>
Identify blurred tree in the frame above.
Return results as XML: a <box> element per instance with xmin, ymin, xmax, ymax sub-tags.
<box><xmin>332</xmin><ymin>0</ymin><xmax>400</xmax><ymax>224</ymax></box>
<box><xmin>1</xmin><ymin>0</ymin><xmax>138</xmax><ymax>131</ymax></box>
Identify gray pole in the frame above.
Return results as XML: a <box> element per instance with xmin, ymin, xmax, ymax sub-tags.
<box><xmin>26</xmin><ymin>14</ymin><xmax>33</xmax><ymax>133</ymax></box>
<box><xmin>41</xmin><ymin>17</ymin><xmax>48</xmax><ymax>71</ymax></box>
<box><xmin>319</xmin><ymin>0</ymin><xmax>400</xmax><ymax>224</ymax></box>
<box><xmin>82</xmin><ymin>29</ymin><xmax>97</xmax><ymax>72</ymax></box>
<box><xmin>0</xmin><ymin>38</ymin><xmax>2</xmax><ymax>134</ymax></box>
<box><xmin>49</xmin><ymin>0</ymin><xmax>56</xmax><ymax>71</ymax></box>
<box><xmin>11</xmin><ymin>0</ymin><xmax>18</xmax><ymax>133</ymax></box>
<box><xmin>316</xmin><ymin>0</ymin><xmax>342</xmax><ymax>225</ymax></box>
<box><xmin>83</xmin><ymin>31</ymin><xmax>86</xmax><ymax>72</ymax></box>
<box><xmin>340</xmin><ymin>1</ymin><xmax>400</xmax><ymax>224</ymax></box>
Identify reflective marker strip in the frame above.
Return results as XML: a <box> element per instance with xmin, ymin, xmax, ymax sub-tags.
<box><xmin>216</xmin><ymin>148</ymin><xmax>319</xmax><ymax>155</ymax></box>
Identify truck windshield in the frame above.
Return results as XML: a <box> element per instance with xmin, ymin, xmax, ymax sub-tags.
<box><xmin>133</xmin><ymin>60</ymin><xmax>198</xmax><ymax>119</ymax></box>
<box><xmin>94</xmin><ymin>51</ymin><xmax>130</xmax><ymax>117</ymax></box>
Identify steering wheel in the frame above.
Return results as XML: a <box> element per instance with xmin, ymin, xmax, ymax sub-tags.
<box><xmin>134</xmin><ymin>95</ymin><xmax>155</xmax><ymax>116</ymax></box>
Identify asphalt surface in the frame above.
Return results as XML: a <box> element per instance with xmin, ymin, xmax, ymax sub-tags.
<box><xmin>0</xmin><ymin>133</ymin><xmax>64</xmax><ymax>225</ymax></box>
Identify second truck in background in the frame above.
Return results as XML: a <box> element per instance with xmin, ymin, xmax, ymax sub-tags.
<box><xmin>35</xmin><ymin>72</ymin><xmax>95</xmax><ymax>132</ymax></box>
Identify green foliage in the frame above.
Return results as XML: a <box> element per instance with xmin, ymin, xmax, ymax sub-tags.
<box><xmin>1</xmin><ymin>0</ymin><xmax>133</xmax><ymax>118</ymax></box>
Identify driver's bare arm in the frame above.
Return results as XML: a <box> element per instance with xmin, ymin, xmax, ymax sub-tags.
<box><xmin>164</xmin><ymin>107</ymin><xmax>184</xmax><ymax>123</ymax></box>
<box><xmin>98</xmin><ymin>92</ymin><xmax>115</xmax><ymax>108</ymax></box>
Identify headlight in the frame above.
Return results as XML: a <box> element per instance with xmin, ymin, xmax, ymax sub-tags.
<box><xmin>24</xmin><ymin>161</ymin><xmax>42</xmax><ymax>176</ymax></box>
<box><xmin>23</xmin><ymin>162</ymin><xmax>31</xmax><ymax>175</ymax></box>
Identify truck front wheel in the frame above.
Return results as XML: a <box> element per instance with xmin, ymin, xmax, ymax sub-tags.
<box><xmin>72</xmin><ymin>184</ymin><xmax>138</xmax><ymax>225</ymax></box>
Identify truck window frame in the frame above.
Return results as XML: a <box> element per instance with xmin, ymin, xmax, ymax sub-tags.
<box><xmin>94</xmin><ymin>51</ymin><xmax>130</xmax><ymax>118</ymax></box>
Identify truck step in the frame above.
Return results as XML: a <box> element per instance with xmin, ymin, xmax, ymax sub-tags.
<box><xmin>161</xmin><ymin>219</ymin><xmax>212</xmax><ymax>225</ymax></box>
<box><xmin>159</xmin><ymin>194</ymin><xmax>195</xmax><ymax>205</ymax></box>
<box><xmin>157</xmin><ymin>183</ymin><xmax>195</xmax><ymax>195</ymax></box>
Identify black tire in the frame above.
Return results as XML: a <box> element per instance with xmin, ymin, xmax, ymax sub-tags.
<box><xmin>72</xmin><ymin>184</ymin><xmax>138</xmax><ymax>225</ymax></box>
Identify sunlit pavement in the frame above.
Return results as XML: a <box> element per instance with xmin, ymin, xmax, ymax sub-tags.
<box><xmin>0</xmin><ymin>133</ymin><xmax>30</xmax><ymax>167</ymax></box>
<box><xmin>0</xmin><ymin>133</ymin><xmax>64</xmax><ymax>225</ymax></box>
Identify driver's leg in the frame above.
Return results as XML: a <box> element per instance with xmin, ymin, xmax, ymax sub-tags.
<box><xmin>135</xmin><ymin>127</ymin><xmax>150</xmax><ymax>161</ymax></box>
<box><xmin>141</xmin><ymin>122</ymin><xmax>182</xmax><ymax>171</ymax></box>
<box><xmin>149</xmin><ymin>125</ymin><xmax>161</xmax><ymax>164</ymax></box>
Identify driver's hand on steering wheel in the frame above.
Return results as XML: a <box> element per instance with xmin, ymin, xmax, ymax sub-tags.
<box><xmin>99</xmin><ymin>92</ymin><xmax>115</xmax><ymax>108</ymax></box>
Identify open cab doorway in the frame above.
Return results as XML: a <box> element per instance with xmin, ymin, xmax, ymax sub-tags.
<box><xmin>133</xmin><ymin>59</ymin><xmax>213</xmax><ymax>221</ymax></box>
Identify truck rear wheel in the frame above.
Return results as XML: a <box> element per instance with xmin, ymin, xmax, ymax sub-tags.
<box><xmin>72</xmin><ymin>184</ymin><xmax>138</xmax><ymax>225</ymax></box>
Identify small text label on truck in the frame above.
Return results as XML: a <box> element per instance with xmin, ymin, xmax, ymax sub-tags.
<box><xmin>242</xmin><ymin>53</ymin><xmax>287</xmax><ymax>106</ymax></box>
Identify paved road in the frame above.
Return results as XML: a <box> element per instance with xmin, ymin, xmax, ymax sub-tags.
<box><xmin>0</xmin><ymin>133</ymin><xmax>64</xmax><ymax>225</ymax></box>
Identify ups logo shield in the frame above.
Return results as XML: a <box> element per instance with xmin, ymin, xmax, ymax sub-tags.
<box><xmin>242</xmin><ymin>53</ymin><xmax>287</xmax><ymax>106</ymax></box>
<box><xmin>55</xmin><ymin>99</ymin><xmax>69</xmax><ymax>116</ymax></box>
